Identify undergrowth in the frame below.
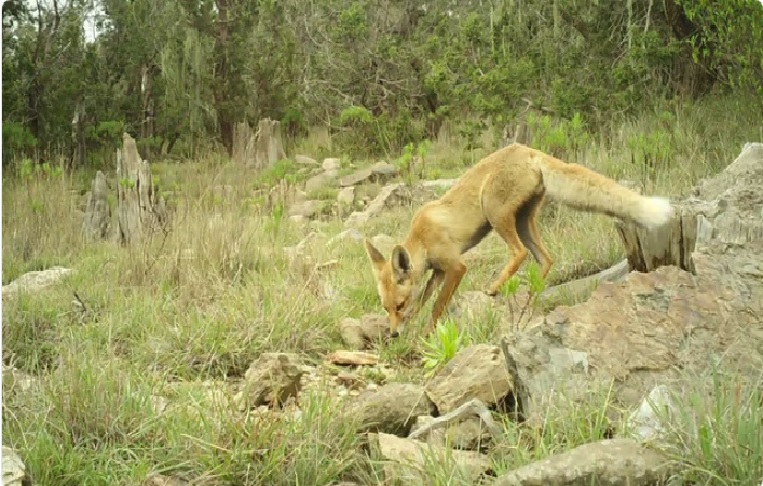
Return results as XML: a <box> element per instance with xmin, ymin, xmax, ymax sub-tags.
<box><xmin>3</xmin><ymin>96</ymin><xmax>762</xmax><ymax>485</ymax></box>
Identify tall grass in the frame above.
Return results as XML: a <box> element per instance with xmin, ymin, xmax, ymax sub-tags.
<box><xmin>3</xmin><ymin>94</ymin><xmax>762</xmax><ymax>484</ymax></box>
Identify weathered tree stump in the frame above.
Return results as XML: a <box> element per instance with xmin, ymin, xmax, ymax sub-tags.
<box><xmin>116</xmin><ymin>133</ymin><xmax>168</xmax><ymax>245</ymax></box>
<box><xmin>232</xmin><ymin>118</ymin><xmax>286</xmax><ymax>169</ymax></box>
<box><xmin>616</xmin><ymin>142</ymin><xmax>763</xmax><ymax>274</ymax></box>
<box><xmin>82</xmin><ymin>170</ymin><xmax>111</xmax><ymax>241</ymax></box>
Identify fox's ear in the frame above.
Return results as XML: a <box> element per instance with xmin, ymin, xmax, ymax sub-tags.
<box><xmin>364</xmin><ymin>239</ymin><xmax>386</xmax><ymax>273</ymax></box>
<box><xmin>391</xmin><ymin>245</ymin><xmax>412</xmax><ymax>282</ymax></box>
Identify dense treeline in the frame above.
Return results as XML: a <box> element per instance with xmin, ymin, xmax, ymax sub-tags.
<box><xmin>2</xmin><ymin>0</ymin><xmax>762</xmax><ymax>166</ymax></box>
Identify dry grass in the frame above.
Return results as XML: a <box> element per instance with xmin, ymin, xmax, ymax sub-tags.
<box><xmin>3</xmin><ymin>95</ymin><xmax>763</xmax><ymax>485</ymax></box>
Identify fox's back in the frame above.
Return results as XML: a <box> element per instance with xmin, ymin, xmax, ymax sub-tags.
<box><xmin>438</xmin><ymin>144</ymin><xmax>539</xmax><ymax>204</ymax></box>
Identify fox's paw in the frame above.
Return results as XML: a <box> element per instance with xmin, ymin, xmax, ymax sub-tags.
<box><xmin>484</xmin><ymin>287</ymin><xmax>500</xmax><ymax>297</ymax></box>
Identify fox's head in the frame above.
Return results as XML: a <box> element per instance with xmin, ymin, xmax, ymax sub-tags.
<box><xmin>364</xmin><ymin>239</ymin><xmax>416</xmax><ymax>337</ymax></box>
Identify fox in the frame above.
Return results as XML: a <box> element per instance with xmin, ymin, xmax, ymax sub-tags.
<box><xmin>363</xmin><ymin>143</ymin><xmax>674</xmax><ymax>338</ymax></box>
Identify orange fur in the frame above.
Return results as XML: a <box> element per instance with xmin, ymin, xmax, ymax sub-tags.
<box><xmin>364</xmin><ymin>143</ymin><xmax>674</xmax><ymax>337</ymax></box>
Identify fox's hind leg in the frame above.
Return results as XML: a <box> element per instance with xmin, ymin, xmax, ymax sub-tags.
<box><xmin>485</xmin><ymin>216</ymin><xmax>529</xmax><ymax>295</ymax></box>
<box><xmin>481</xmin><ymin>171</ymin><xmax>541</xmax><ymax>296</ymax></box>
<box><xmin>516</xmin><ymin>193</ymin><xmax>554</xmax><ymax>279</ymax></box>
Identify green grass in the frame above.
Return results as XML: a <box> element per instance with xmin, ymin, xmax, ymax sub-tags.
<box><xmin>3</xmin><ymin>94</ymin><xmax>763</xmax><ymax>485</ymax></box>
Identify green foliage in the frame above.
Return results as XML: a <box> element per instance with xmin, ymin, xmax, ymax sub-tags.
<box><xmin>420</xmin><ymin>319</ymin><xmax>472</xmax><ymax>378</ymax></box>
<box><xmin>252</xmin><ymin>158</ymin><xmax>303</xmax><ymax>189</ymax></box>
<box><xmin>85</xmin><ymin>121</ymin><xmax>125</xmax><ymax>149</ymax></box>
<box><xmin>500</xmin><ymin>262</ymin><xmax>547</xmax><ymax>332</ymax></box>
<box><xmin>679</xmin><ymin>0</ymin><xmax>763</xmax><ymax>99</ymax></box>
<box><xmin>4</xmin><ymin>0</ymin><xmax>762</xmax><ymax>166</ymax></box>
<box><xmin>660</xmin><ymin>366</ymin><xmax>763</xmax><ymax>485</ymax></box>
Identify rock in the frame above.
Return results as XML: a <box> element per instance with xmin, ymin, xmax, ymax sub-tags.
<box><xmin>624</xmin><ymin>384</ymin><xmax>678</xmax><ymax>445</ymax></box>
<box><xmin>425</xmin><ymin>344</ymin><xmax>513</xmax><ymax>413</ymax></box>
<box><xmin>352</xmin><ymin>383</ymin><xmax>436</xmax><ymax>436</ymax></box>
<box><xmin>339</xmin><ymin>162</ymin><xmax>398</xmax><ymax>187</ymax></box>
<box><xmin>411</xmin><ymin>415</ymin><xmax>492</xmax><ymax>451</ymax></box>
<box><xmin>236</xmin><ymin>353</ymin><xmax>304</xmax><ymax>410</ymax></box>
<box><xmin>492</xmin><ymin>438</ymin><xmax>674</xmax><ymax>486</ymax></box>
<box><xmin>1</xmin><ymin>446</ymin><xmax>30</xmax><ymax>486</ymax></box>
<box><xmin>338</xmin><ymin>318</ymin><xmax>366</xmax><ymax>349</ymax></box>
<box><xmin>336</xmin><ymin>186</ymin><xmax>355</xmax><ymax>206</ymax></box>
<box><xmin>2</xmin><ymin>266</ymin><xmax>74</xmax><ymax>300</ymax></box>
<box><xmin>344</xmin><ymin>183</ymin><xmax>417</xmax><ymax>228</ymax></box>
<box><xmin>370</xmin><ymin>161</ymin><xmax>398</xmax><ymax>179</ymax></box>
<box><xmin>295</xmin><ymin>154</ymin><xmax>318</xmax><ymax>165</ymax></box>
<box><xmin>304</xmin><ymin>172</ymin><xmax>336</xmax><ymax>193</ymax></box>
<box><xmin>503</xmin><ymin>238</ymin><xmax>763</xmax><ymax>421</ymax></box>
<box><xmin>288</xmin><ymin>200</ymin><xmax>324</xmax><ymax>218</ymax></box>
<box><xmin>499</xmin><ymin>333</ymin><xmax>591</xmax><ymax>424</ymax></box>
<box><xmin>368</xmin><ymin>432</ymin><xmax>491</xmax><ymax>483</ymax></box>
<box><xmin>336</xmin><ymin>372</ymin><xmax>365</xmax><ymax>390</ymax></box>
<box><xmin>339</xmin><ymin>314</ymin><xmax>389</xmax><ymax>349</ymax></box>
<box><xmin>327</xmin><ymin>350</ymin><xmax>379</xmax><ymax>366</ymax></box>
<box><xmin>322</xmin><ymin>157</ymin><xmax>341</xmax><ymax>172</ymax></box>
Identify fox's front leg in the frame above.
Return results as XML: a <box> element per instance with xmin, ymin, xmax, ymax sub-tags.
<box><xmin>423</xmin><ymin>261</ymin><xmax>467</xmax><ymax>335</ymax></box>
<box><xmin>405</xmin><ymin>269</ymin><xmax>445</xmax><ymax>322</ymax></box>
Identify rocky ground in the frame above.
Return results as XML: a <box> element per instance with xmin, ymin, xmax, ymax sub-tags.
<box><xmin>3</xmin><ymin>143</ymin><xmax>763</xmax><ymax>485</ymax></box>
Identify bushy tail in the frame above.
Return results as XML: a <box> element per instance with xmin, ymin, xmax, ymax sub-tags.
<box><xmin>539</xmin><ymin>157</ymin><xmax>673</xmax><ymax>228</ymax></box>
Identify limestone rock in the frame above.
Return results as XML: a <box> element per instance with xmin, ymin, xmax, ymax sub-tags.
<box><xmin>322</xmin><ymin>157</ymin><xmax>341</xmax><ymax>172</ymax></box>
<box><xmin>339</xmin><ymin>162</ymin><xmax>398</xmax><ymax>187</ymax></box>
<box><xmin>345</xmin><ymin>183</ymin><xmax>419</xmax><ymax>228</ymax></box>
<box><xmin>503</xmin><ymin>239</ymin><xmax>763</xmax><ymax>421</ymax></box>
<box><xmin>369</xmin><ymin>432</ymin><xmax>491</xmax><ymax>484</ymax></box>
<box><xmin>411</xmin><ymin>415</ymin><xmax>493</xmax><ymax>451</ymax></box>
<box><xmin>288</xmin><ymin>200</ymin><xmax>324</xmax><ymax>219</ymax></box>
<box><xmin>235</xmin><ymin>353</ymin><xmax>304</xmax><ymax>409</ymax></box>
<box><xmin>352</xmin><ymin>383</ymin><xmax>435</xmax><ymax>436</ymax></box>
<box><xmin>295</xmin><ymin>154</ymin><xmax>318</xmax><ymax>166</ymax></box>
<box><xmin>305</xmin><ymin>172</ymin><xmax>337</xmax><ymax>193</ymax></box>
<box><xmin>339</xmin><ymin>314</ymin><xmax>389</xmax><ymax>349</ymax></box>
<box><xmin>2</xmin><ymin>266</ymin><xmax>74</xmax><ymax>301</ymax></box>
<box><xmin>337</xmin><ymin>186</ymin><xmax>355</xmax><ymax>206</ymax></box>
<box><xmin>624</xmin><ymin>384</ymin><xmax>679</xmax><ymax>445</ymax></box>
<box><xmin>425</xmin><ymin>344</ymin><xmax>513</xmax><ymax>413</ymax></box>
<box><xmin>493</xmin><ymin>438</ymin><xmax>674</xmax><ymax>486</ymax></box>
<box><xmin>1</xmin><ymin>446</ymin><xmax>30</xmax><ymax>486</ymax></box>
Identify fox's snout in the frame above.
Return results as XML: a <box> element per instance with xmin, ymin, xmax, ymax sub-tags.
<box><xmin>387</xmin><ymin>312</ymin><xmax>404</xmax><ymax>338</ymax></box>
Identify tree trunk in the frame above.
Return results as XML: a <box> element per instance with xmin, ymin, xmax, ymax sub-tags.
<box><xmin>116</xmin><ymin>133</ymin><xmax>168</xmax><ymax>246</ymax></box>
<box><xmin>214</xmin><ymin>0</ymin><xmax>234</xmax><ymax>157</ymax></box>
<box><xmin>616</xmin><ymin>143</ymin><xmax>763</xmax><ymax>274</ymax></box>
<box><xmin>82</xmin><ymin>170</ymin><xmax>111</xmax><ymax>241</ymax></box>
<box><xmin>233</xmin><ymin>118</ymin><xmax>286</xmax><ymax>169</ymax></box>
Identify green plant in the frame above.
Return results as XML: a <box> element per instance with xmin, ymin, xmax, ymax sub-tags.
<box><xmin>420</xmin><ymin>319</ymin><xmax>472</xmax><ymax>377</ymax></box>
<box><xmin>500</xmin><ymin>261</ymin><xmax>547</xmax><ymax>332</ymax></box>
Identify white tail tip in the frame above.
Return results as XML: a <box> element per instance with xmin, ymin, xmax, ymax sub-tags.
<box><xmin>638</xmin><ymin>197</ymin><xmax>674</xmax><ymax>228</ymax></box>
